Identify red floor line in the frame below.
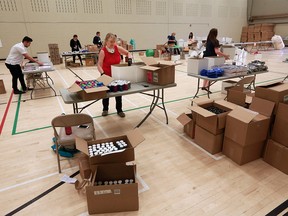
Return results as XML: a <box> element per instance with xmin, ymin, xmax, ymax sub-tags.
<box><xmin>0</xmin><ymin>90</ymin><xmax>14</xmax><ymax>135</ymax></box>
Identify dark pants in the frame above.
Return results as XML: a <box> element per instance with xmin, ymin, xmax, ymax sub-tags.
<box><xmin>5</xmin><ymin>63</ymin><xmax>27</xmax><ymax>91</ymax></box>
<box><xmin>72</xmin><ymin>49</ymin><xmax>83</xmax><ymax>64</ymax></box>
<box><xmin>102</xmin><ymin>96</ymin><xmax>123</xmax><ymax>113</ymax></box>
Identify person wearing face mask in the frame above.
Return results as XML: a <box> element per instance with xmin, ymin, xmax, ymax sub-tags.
<box><xmin>5</xmin><ymin>36</ymin><xmax>43</xmax><ymax>94</ymax></box>
<box><xmin>70</xmin><ymin>34</ymin><xmax>83</xmax><ymax>65</ymax></box>
<box><xmin>97</xmin><ymin>33</ymin><xmax>132</xmax><ymax>118</ymax></box>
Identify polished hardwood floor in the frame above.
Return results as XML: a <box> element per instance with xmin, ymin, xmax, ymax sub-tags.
<box><xmin>0</xmin><ymin>47</ymin><xmax>287</xmax><ymax>216</ymax></box>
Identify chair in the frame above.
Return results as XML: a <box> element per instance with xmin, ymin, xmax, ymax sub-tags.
<box><xmin>51</xmin><ymin>113</ymin><xmax>96</xmax><ymax>173</ymax></box>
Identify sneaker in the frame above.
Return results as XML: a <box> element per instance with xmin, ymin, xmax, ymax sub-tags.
<box><xmin>117</xmin><ymin>112</ymin><xmax>125</xmax><ymax>118</ymax></box>
<box><xmin>102</xmin><ymin>110</ymin><xmax>108</xmax><ymax>116</ymax></box>
<box><xmin>14</xmin><ymin>90</ymin><xmax>23</xmax><ymax>94</ymax></box>
<box><xmin>27</xmin><ymin>87</ymin><xmax>34</xmax><ymax>90</ymax></box>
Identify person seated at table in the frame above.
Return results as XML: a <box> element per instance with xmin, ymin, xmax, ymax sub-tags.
<box><xmin>188</xmin><ymin>32</ymin><xmax>197</xmax><ymax>49</ymax></box>
<box><xmin>202</xmin><ymin>28</ymin><xmax>229</xmax><ymax>92</ymax></box>
<box><xmin>167</xmin><ymin>32</ymin><xmax>180</xmax><ymax>55</ymax></box>
<box><xmin>70</xmin><ymin>34</ymin><xmax>83</xmax><ymax>66</ymax></box>
<box><xmin>97</xmin><ymin>33</ymin><xmax>132</xmax><ymax>118</ymax></box>
<box><xmin>93</xmin><ymin>31</ymin><xmax>102</xmax><ymax>48</ymax></box>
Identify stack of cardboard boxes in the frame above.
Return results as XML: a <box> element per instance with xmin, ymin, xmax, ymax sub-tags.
<box><xmin>76</xmin><ymin>129</ymin><xmax>145</xmax><ymax>214</ymax></box>
<box><xmin>248</xmin><ymin>25</ymin><xmax>255</xmax><ymax>42</ymax></box>
<box><xmin>240</xmin><ymin>26</ymin><xmax>248</xmax><ymax>42</ymax></box>
<box><xmin>253</xmin><ymin>24</ymin><xmax>262</xmax><ymax>42</ymax></box>
<box><xmin>241</xmin><ymin>24</ymin><xmax>275</xmax><ymax>42</ymax></box>
<box><xmin>48</xmin><ymin>44</ymin><xmax>61</xmax><ymax>65</ymax></box>
<box><xmin>261</xmin><ymin>24</ymin><xmax>275</xmax><ymax>41</ymax></box>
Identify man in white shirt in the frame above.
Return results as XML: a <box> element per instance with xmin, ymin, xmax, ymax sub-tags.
<box><xmin>5</xmin><ymin>36</ymin><xmax>43</xmax><ymax>94</ymax></box>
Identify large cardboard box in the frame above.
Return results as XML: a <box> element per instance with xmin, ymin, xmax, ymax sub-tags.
<box><xmin>86</xmin><ymin>163</ymin><xmax>138</xmax><ymax>214</ymax></box>
<box><xmin>0</xmin><ymin>79</ymin><xmax>6</xmax><ymax>94</ymax></box>
<box><xmin>271</xmin><ymin>103</ymin><xmax>288</xmax><ymax>147</ymax></box>
<box><xmin>261</xmin><ymin>24</ymin><xmax>275</xmax><ymax>32</ymax></box>
<box><xmin>187</xmin><ymin>58</ymin><xmax>208</xmax><ymax>75</ymax></box>
<box><xmin>195</xmin><ymin>125</ymin><xmax>224</xmax><ymax>154</ymax></box>
<box><xmin>242</xmin><ymin>26</ymin><xmax>248</xmax><ymax>33</ymax></box>
<box><xmin>67</xmin><ymin>75</ymin><xmax>113</xmax><ymax>101</ymax></box>
<box><xmin>177</xmin><ymin>113</ymin><xmax>196</xmax><ymax>139</ymax></box>
<box><xmin>75</xmin><ymin>129</ymin><xmax>145</xmax><ymax>165</ymax></box>
<box><xmin>253</xmin><ymin>24</ymin><xmax>261</xmax><ymax>32</ymax></box>
<box><xmin>225</xmin><ymin>97</ymin><xmax>274</xmax><ymax>146</ymax></box>
<box><xmin>261</xmin><ymin>32</ymin><xmax>274</xmax><ymax>41</ymax></box>
<box><xmin>264</xmin><ymin>139</ymin><xmax>288</xmax><ymax>175</ymax></box>
<box><xmin>111</xmin><ymin>62</ymin><xmax>146</xmax><ymax>83</ymax></box>
<box><xmin>85</xmin><ymin>58</ymin><xmax>95</xmax><ymax>66</ymax></box>
<box><xmin>189</xmin><ymin>99</ymin><xmax>237</xmax><ymax>135</ymax></box>
<box><xmin>140</xmin><ymin>57</ymin><xmax>175</xmax><ymax>85</ymax></box>
<box><xmin>204</xmin><ymin>56</ymin><xmax>225</xmax><ymax>69</ymax></box>
<box><xmin>223</xmin><ymin>137</ymin><xmax>265</xmax><ymax>165</ymax></box>
<box><xmin>255</xmin><ymin>82</ymin><xmax>288</xmax><ymax>113</ymax></box>
<box><xmin>221</xmin><ymin>80</ymin><xmax>237</xmax><ymax>94</ymax></box>
<box><xmin>227</xmin><ymin>88</ymin><xmax>247</xmax><ymax>107</ymax></box>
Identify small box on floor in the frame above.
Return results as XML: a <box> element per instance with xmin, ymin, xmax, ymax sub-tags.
<box><xmin>86</xmin><ymin>163</ymin><xmax>138</xmax><ymax>214</ymax></box>
<box><xmin>85</xmin><ymin>58</ymin><xmax>95</xmax><ymax>66</ymax></box>
<box><xmin>271</xmin><ymin>103</ymin><xmax>288</xmax><ymax>147</ymax></box>
<box><xmin>0</xmin><ymin>79</ymin><xmax>6</xmax><ymax>94</ymax></box>
<box><xmin>177</xmin><ymin>113</ymin><xmax>196</xmax><ymax>139</ymax></box>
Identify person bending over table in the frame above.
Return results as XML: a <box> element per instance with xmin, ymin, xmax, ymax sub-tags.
<box><xmin>70</xmin><ymin>34</ymin><xmax>83</xmax><ymax>66</ymax></box>
<box><xmin>202</xmin><ymin>28</ymin><xmax>229</xmax><ymax>92</ymax></box>
<box><xmin>97</xmin><ymin>33</ymin><xmax>131</xmax><ymax>118</ymax></box>
<box><xmin>5</xmin><ymin>36</ymin><xmax>43</xmax><ymax>94</ymax></box>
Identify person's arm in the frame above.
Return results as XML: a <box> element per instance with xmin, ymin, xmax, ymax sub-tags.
<box><xmin>78</xmin><ymin>40</ymin><xmax>82</xmax><ymax>49</ymax></box>
<box><xmin>23</xmin><ymin>53</ymin><xmax>43</xmax><ymax>65</ymax></box>
<box><xmin>214</xmin><ymin>47</ymin><xmax>229</xmax><ymax>60</ymax></box>
<box><xmin>70</xmin><ymin>39</ymin><xmax>73</xmax><ymax>49</ymax></box>
<box><xmin>93</xmin><ymin>36</ymin><xmax>97</xmax><ymax>45</ymax></box>
<box><xmin>117</xmin><ymin>46</ymin><xmax>131</xmax><ymax>58</ymax></box>
<box><xmin>97</xmin><ymin>50</ymin><xmax>105</xmax><ymax>75</ymax></box>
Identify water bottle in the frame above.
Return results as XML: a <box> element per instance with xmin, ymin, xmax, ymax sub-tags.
<box><xmin>62</xmin><ymin>113</ymin><xmax>72</xmax><ymax>135</ymax></box>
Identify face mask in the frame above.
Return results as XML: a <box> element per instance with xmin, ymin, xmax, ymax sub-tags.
<box><xmin>106</xmin><ymin>46</ymin><xmax>115</xmax><ymax>53</ymax></box>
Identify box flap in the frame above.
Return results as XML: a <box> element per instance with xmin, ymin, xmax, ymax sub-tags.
<box><xmin>192</xmin><ymin>98</ymin><xmax>214</xmax><ymax>106</ymax></box>
<box><xmin>141</xmin><ymin>57</ymin><xmax>158</xmax><ymax>66</ymax></box>
<box><xmin>250</xmin><ymin>97</ymin><xmax>275</xmax><ymax>117</ymax></box>
<box><xmin>228</xmin><ymin>106</ymin><xmax>258</xmax><ymax>123</ymax></box>
<box><xmin>215</xmin><ymin>100</ymin><xmax>238</xmax><ymax>110</ymax></box>
<box><xmin>126</xmin><ymin>128</ymin><xmax>145</xmax><ymax>148</ymax></box>
<box><xmin>177</xmin><ymin>113</ymin><xmax>192</xmax><ymax>126</ymax></box>
<box><xmin>189</xmin><ymin>106</ymin><xmax>215</xmax><ymax>117</ymax></box>
<box><xmin>97</xmin><ymin>74</ymin><xmax>114</xmax><ymax>86</ymax></box>
<box><xmin>268</xmin><ymin>82</ymin><xmax>288</xmax><ymax>92</ymax></box>
<box><xmin>141</xmin><ymin>65</ymin><xmax>159</xmax><ymax>71</ymax></box>
<box><xmin>84</xmin><ymin>86</ymin><xmax>109</xmax><ymax>93</ymax></box>
<box><xmin>67</xmin><ymin>82</ymin><xmax>82</xmax><ymax>93</ymax></box>
<box><xmin>75</xmin><ymin>136</ymin><xmax>89</xmax><ymax>156</ymax></box>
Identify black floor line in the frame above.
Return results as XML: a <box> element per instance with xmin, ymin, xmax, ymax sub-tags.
<box><xmin>266</xmin><ymin>199</ymin><xmax>288</xmax><ymax>216</ymax></box>
<box><xmin>5</xmin><ymin>170</ymin><xmax>79</xmax><ymax>216</ymax></box>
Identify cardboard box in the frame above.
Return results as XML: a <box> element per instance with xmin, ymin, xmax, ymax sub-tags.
<box><xmin>227</xmin><ymin>88</ymin><xmax>247</xmax><ymax>107</ymax></box>
<box><xmin>261</xmin><ymin>24</ymin><xmax>275</xmax><ymax>32</ymax></box>
<box><xmin>221</xmin><ymin>80</ymin><xmax>237</xmax><ymax>94</ymax></box>
<box><xmin>204</xmin><ymin>56</ymin><xmax>225</xmax><ymax>69</ymax></box>
<box><xmin>189</xmin><ymin>99</ymin><xmax>237</xmax><ymax>135</ymax></box>
<box><xmin>223</xmin><ymin>136</ymin><xmax>265</xmax><ymax>165</ymax></box>
<box><xmin>248</xmin><ymin>25</ymin><xmax>254</xmax><ymax>32</ymax></box>
<box><xmin>140</xmin><ymin>57</ymin><xmax>175</xmax><ymax>85</ymax></box>
<box><xmin>78</xmin><ymin>155</ymin><xmax>92</xmax><ymax>180</ymax></box>
<box><xmin>225</xmin><ymin>97</ymin><xmax>274</xmax><ymax>146</ymax></box>
<box><xmin>177</xmin><ymin>113</ymin><xmax>196</xmax><ymax>139</ymax></box>
<box><xmin>187</xmin><ymin>58</ymin><xmax>208</xmax><ymax>75</ymax></box>
<box><xmin>242</xmin><ymin>26</ymin><xmax>248</xmax><ymax>33</ymax></box>
<box><xmin>85</xmin><ymin>58</ymin><xmax>95</xmax><ymax>66</ymax></box>
<box><xmin>271</xmin><ymin>103</ymin><xmax>288</xmax><ymax>147</ymax></box>
<box><xmin>67</xmin><ymin>75</ymin><xmax>113</xmax><ymax>101</ymax></box>
<box><xmin>86</xmin><ymin>45</ymin><xmax>99</xmax><ymax>52</ymax></box>
<box><xmin>195</xmin><ymin>125</ymin><xmax>224</xmax><ymax>154</ymax></box>
<box><xmin>253</xmin><ymin>24</ymin><xmax>261</xmax><ymax>32</ymax></box>
<box><xmin>261</xmin><ymin>31</ymin><xmax>274</xmax><ymax>41</ymax></box>
<box><xmin>111</xmin><ymin>62</ymin><xmax>146</xmax><ymax>83</ymax></box>
<box><xmin>48</xmin><ymin>43</ymin><xmax>58</xmax><ymax>49</ymax></box>
<box><xmin>264</xmin><ymin>139</ymin><xmax>288</xmax><ymax>175</ymax></box>
<box><xmin>86</xmin><ymin>163</ymin><xmax>138</xmax><ymax>214</ymax></box>
<box><xmin>0</xmin><ymin>79</ymin><xmax>6</xmax><ymax>94</ymax></box>
<box><xmin>255</xmin><ymin>82</ymin><xmax>288</xmax><ymax>113</ymax></box>
<box><xmin>75</xmin><ymin>128</ymin><xmax>145</xmax><ymax>165</ymax></box>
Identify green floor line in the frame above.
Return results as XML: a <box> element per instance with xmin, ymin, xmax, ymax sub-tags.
<box><xmin>12</xmin><ymin>76</ymin><xmax>287</xmax><ymax>135</ymax></box>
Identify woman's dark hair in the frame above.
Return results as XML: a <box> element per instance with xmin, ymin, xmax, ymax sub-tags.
<box><xmin>22</xmin><ymin>36</ymin><xmax>33</xmax><ymax>42</ymax></box>
<box><xmin>207</xmin><ymin>28</ymin><xmax>218</xmax><ymax>45</ymax></box>
<box><xmin>189</xmin><ymin>32</ymin><xmax>193</xmax><ymax>39</ymax></box>
<box><xmin>73</xmin><ymin>34</ymin><xmax>78</xmax><ymax>38</ymax></box>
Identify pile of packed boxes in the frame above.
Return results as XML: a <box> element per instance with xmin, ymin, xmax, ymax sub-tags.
<box><xmin>178</xmin><ymin>81</ymin><xmax>288</xmax><ymax>173</ymax></box>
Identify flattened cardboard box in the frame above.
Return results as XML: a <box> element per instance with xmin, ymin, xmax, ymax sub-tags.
<box><xmin>264</xmin><ymin>139</ymin><xmax>288</xmax><ymax>175</ymax></box>
<box><xmin>189</xmin><ymin>99</ymin><xmax>238</xmax><ymax>135</ymax></box>
<box><xmin>255</xmin><ymin>82</ymin><xmax>288</xmax><ymax>113</ymax></box>
<box><xmin>75</xmin><ymin>128</ymin><xmax>145</xmax><ymax>165</ymax></box>
<box><xmin>223</xmin><ymin>137</ymin><xmax>265</xmax><ymax>165</ymax></box>
<box><xmin>194</xmin><ymin>125</ymin><xmax>223</xmax><ymax>154</ymax></box>
<box><xmin>67</xmin><ymin>75</ymin><xmax>113</xmax><ymax>101</ymax></box>
<box><xmin>225</xmin><ymin>97</ymin><xmax>274</xmax><ymax>146</ymax></box>
<box><xmin>87</xmin><ymin>163</ymin><xmax>138</xmax><ymax>214</ymax></box>
<box><xmin>271</xmin><ymin>103</ymin><xmax>288</xmax><ymax>147</ymax></box>
<box><xmin>177</xmin><ymin>113</ymin><xmax>196</xmax><ymax>139</ymax></box>
<box><xmin>140</xmin><ymin>57</ymin><xmax>175</xmax><ymax>85</ymax></box>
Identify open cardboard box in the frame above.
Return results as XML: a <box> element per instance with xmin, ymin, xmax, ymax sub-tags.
<box><xmin>255</xmin><ymin>82</ymin><xmax>288</xmax><ymax>113</ymax></box>
<box><xmin>271</xmin><ymin>103</ymin><xmax>288</xmax><ymax>147</ymax></box>
<box><xmin>187</xmin><ymin>58</ymin><xmax>208</xmax><ymax>75</ymax></box>
<box><xmin>177</xmin><ymin>112</ymin><xmax>197</xmax><ymax>139</ymax></box>
<box><xmin>225</xmin><ymin>97</ymin><xmax>275</xmax><ymax>147</ymax></box>
<box><xmin>189</xmin><ymin>99</ymin><xmax>238</xmax><ymax>135</ymax></box>
<box><xmin>67</xmin><ymin>75</ymin><xmax>113</xmax><ymax>101</ymax></box>
<box><xmin>140</xmin><ymin>57</ymin><xmax>175</xmax><ymax>85</ymax></box>
<box><xmin>86</xmin><ymin>163</ymin><xmax>138</xmax><ymax>214</ymax></box>
<box><xmin>204</xmin><ymin>56</ymin><xmax>225</xmax><ymax>69</ymax></box>
<box><xmin>75</xmin><ymin>128</ymin><xmax>145</xmax><ymax>165</ymax></box>
<box><xmin>111</xmin><ymin>62</ymin><xmax>146</xmax><ymax>83</ymax></box>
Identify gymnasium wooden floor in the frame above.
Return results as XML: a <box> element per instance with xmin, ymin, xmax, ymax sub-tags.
<box><xmin>0</xmin><ymin>48</ymin><xmax>288</xmax><ymax>216</ymax></box>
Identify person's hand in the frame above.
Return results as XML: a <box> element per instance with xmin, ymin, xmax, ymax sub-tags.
<box><xmin>225</xmin><ymin>55</ymin><xmax>230</xmax><ymax>60</ymax></box>
<box><xmin>37</xmin><ymin>61</ymin><xmax>44</xmax><ymax>66</ymax></box>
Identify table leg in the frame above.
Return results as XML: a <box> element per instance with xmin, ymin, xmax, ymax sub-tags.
<box><xmin>193</xmin><ymin>78</ymin><xmax>200</xmax><ymax>99</ymax></box>
<box><xmin>160</xmin><ymin>88</ymin><xmax>168</xmax><ymax>124</ymax></box>
<box><xmin>45</xmin><ymin>72</ymin><xmax>57</xmax><ymax>96</ymax></box>
<box><xmin>73</xmin><ymin>103</ymin><xmax>79</xmax><ymax>113</ymax></box>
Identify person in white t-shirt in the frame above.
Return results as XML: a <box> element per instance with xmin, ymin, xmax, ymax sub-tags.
<box><xmin>5</xmin><ymin>36</ymin><xmax>43</xmax><ymax>94</ymax></box>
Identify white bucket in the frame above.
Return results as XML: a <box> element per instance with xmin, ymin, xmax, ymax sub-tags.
<box><xmin>37</xmin><ymin>52</ymin><xmax>50</xmax><ymax>63</ymax></box>
<box><xmin>171</xmin><ymin>55</ymin><xmax>180</xmax><ymax>61</ymax></box>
